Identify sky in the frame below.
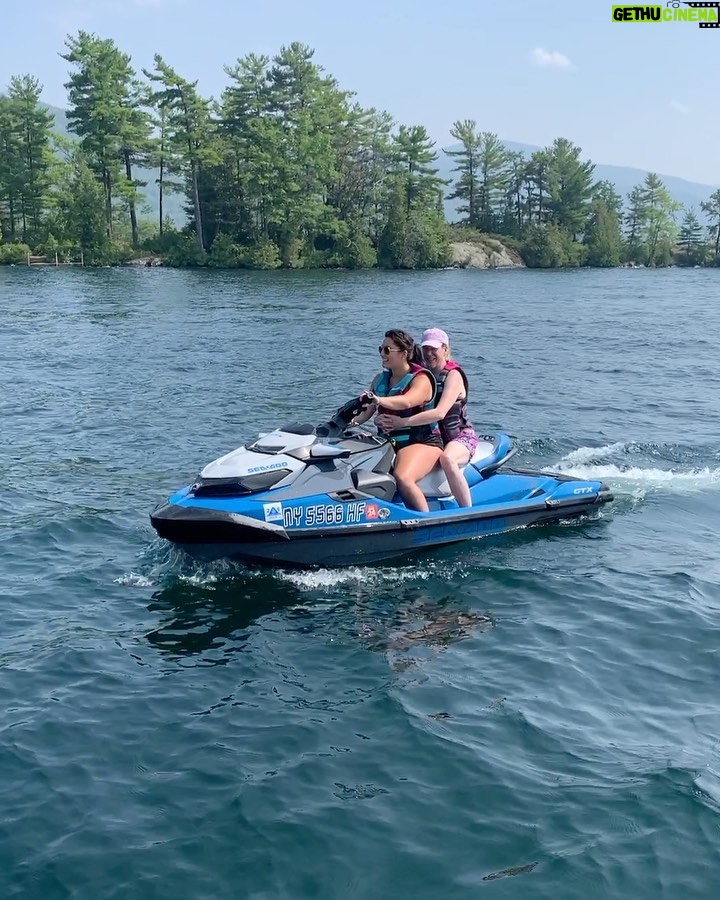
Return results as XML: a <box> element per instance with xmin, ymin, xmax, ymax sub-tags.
<box><xmin>1</xmin><ymin>0</ymin><xmax>718</xmax><ymax>185</ymax></box>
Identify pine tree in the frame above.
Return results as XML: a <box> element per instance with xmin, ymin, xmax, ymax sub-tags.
<box><xmin>525</xmin><ymin>149</ymin><xmax>551</xmax><ymax>225</ymax></box>
<box><xmin>584</xmin><ymin>199</ymin><xmax>622</xmax><ymax>266</ymax></box>
<box><xmin>503</xmin><ymin>151</ymin><xmax>528</xmax><ymax>236</ymax></box>
<box><xmin>0</xmin><ymin>93</ymin><xmax>22</xmax><ymax>240</ymax></box>
<box><xmin>7</xmin><ymin>75</ymin><xmax>54</xmax><ymax>240</ymax></box>
<box><xmin>393</xmin><ymin>125</ymin><xmax>446</xmax><ymax>214</ymax></box>
<box><xmin>445</xmin><ymin>119</ymin><xmax>482</xmax><ymax>226</ymax></box>
<box><xmin>545</xmin><ymin>138</ymin><xmax>595</xmax><ymax>238</ymax></box>
<box><xmin>145</xmin><ymin>55</ymin><xmax>216</xmax><ymax>252</ymax></box>
<box><xmin>639</xmin><ymin>173</ymin><xmax>680</xmax><ymax>266</ymax></box>
<box><xmin>584</xmin><ymin>181</ymin><xmax>623</xmax><ymax>266</ymax></box>
<box><xmin>678</xmin><ymin>208</ymin><xmax>705</xmax><ymax>265</ymax></box>
<box><xmin>700</xmin><ymin>188</ymin><xmax>720</xmax><ymax>263</ymax></box>
<box><xmin>63</xmin><ymin>32</ymin><xmax>151</xmax><ymax>245</ymax></box>
<box><xmin>55</xmin><ymin>148</ymin><xmax>110</xmax><ymax>258</ymax></box>
<box><xmin>378</xmin><ymin>125</ymin><xmax>449</xmax><ymax>268</ymax></box>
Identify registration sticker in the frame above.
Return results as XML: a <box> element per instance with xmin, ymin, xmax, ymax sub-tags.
<box><xmin>263</xmin><ymin>502</ymin><xmax>283</xmax><ymax>523</ymax></box>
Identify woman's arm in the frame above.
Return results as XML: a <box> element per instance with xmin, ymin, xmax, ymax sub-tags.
<box><xmin>376</xmin><ymin>370</ymin><xmax>464</xmax><ymax>430</ymax></box>
<box><xmin>349</xmin><ymin>376</ymin><xmax>380</xmax><ymax>426</ymax></box>
<box><xmin>366</xmin><ymin>371</ymin><xmax>435</xmax><ymax>412</ymax></box>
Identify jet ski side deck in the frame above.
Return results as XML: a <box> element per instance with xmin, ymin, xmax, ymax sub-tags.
<box><xmin>150</xmin><ymin>468</ymin><xmax>613</xmax><ymax>567</ymax></box>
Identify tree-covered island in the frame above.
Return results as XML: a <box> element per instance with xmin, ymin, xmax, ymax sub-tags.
<box><xmin>1</xmin><ymin>37</ymin><xmax>718</xmax><ymax>269</ymax></box>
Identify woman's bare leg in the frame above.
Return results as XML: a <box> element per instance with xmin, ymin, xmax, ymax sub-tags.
<box><xmin>394</xmin><ymin>445</ymin><xmax>443</xmax><ymax>512</ymax></box>
<box><xmin>440</xmin><ymin>441</ymin><xmax>472</xmax><ymax>507</ymax></box>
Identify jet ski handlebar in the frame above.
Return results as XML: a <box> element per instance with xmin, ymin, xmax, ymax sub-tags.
<box><xmin>316</xmin><ymin>396</ymin><xmax>375</xmax><ymax>437</ymax></box>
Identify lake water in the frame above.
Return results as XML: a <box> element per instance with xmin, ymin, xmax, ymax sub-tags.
<box><xmin>2</xmin><ymin>265</ymin><xmax>720</xmax><ymax>898</ymax></box>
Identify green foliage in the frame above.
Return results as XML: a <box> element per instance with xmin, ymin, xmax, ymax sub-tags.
<box><xmin>144</xmin><ymin>54</ymin><xmax>216</xmax><ymax>252</ymax></box>
<box><xmin>584</xmin><ymin>196</ymin><xmax>623</xmax><ymax>267</ymax></box>
<box><xmin>593</xmin><ymin>180</ymin><xmax>624</xmax><ymax>219</ymax></box>
<box><xmin>502</xmin><ymin>151</ymin><xmax>528</xmax><ymax>237</ymax></box>
<box><xmin>524</xmin><ymin>149</ymin><xmax>551</xmax><ymax>227</ymax></box>
<box><xmin>701</xmin><ymin>188</ymin><xmax>720</xmax><ymax>262</ymax></box>
<box><xmin>446</xmin><ymin>123</ymin><xmax>512</xmax><ymax>232</ymax></box>
<box><xmin>521</xmin><ymin>223</ymin><xmax>584</xmax><ymax>268</ymax></box>
<box><xmin>445</xmin><ymin>120</ymin><xmax>482</xmax><ymax>226</ymax></box>
<box><xmin>160</xmin><ymin>233</ymin><xmax>208</xmax><ymax>267</ymax></box>
<box><xmin>208</xmin><ymin>232</ymin><xmax>246</xmax><ymax>267</ymax></box>
<box><xmin>0</xmin><ymin>242</ymin><xmax>31</xmax><ymax>264</ymax></box>
<box><xmin>392</xmin><ymin>124</ymin><xmax>446</xmax><ymax>214</ymax></box>
<box><xmin>634</xmin><ymin>173</ymin><xmax>680</xmax><ymax>267</ymax></box>
<box><xmin>376</xmin><ymin>128</ymin><xmax>449</xmax><ymax>269</ymax></box>
<box><xmin>62</xmin><ymin>32</ymin><xmax>152</xmax><ymax>246</ymax></box>
<box><xmin>216</xmin><ymin>43</ymin><xmax>352</xmax><ymax>263</ymax></box>
<box><xmin>623</xmin><ymin>185</ymin><xmax>645</xmax><ymax>263</ymax></box>
<box><xmin>247</xmin><ymin>237</ymin><xmax>282</xmax><ymax>269</ymax></box>
<box><xmin>300</xmin><ymin>218</ymin><xmax>377</xmax><ymax>269</ymax></box>
<box><xmin>676</xmin><ymin>209</ymin><xmax>707</xmax><ymax>266</ymax></box>
<box><xmin>378</xmin><ymin>180</ymin><xmax>449</xmax><ymax>268</ymax></box>
<box><xmin>328</xmin><ymin>106</ymin><xmax>394</xmax><ymax>248</ymax></box>
<box><xmin>545</xmin><ymin>138</ymin><xmax>595</xmax><ymax>237</ymax></box>
<box><xmin>0</xmin><ymin>77</ymin><xmax>55</xmax><ymax>242</ymax></box>
<box><xmin>343</xmin><ymin>227</ymin><xmax>377</xmax><ymax>269</ymax></box>
<box><xmin>139</xmin><ymin>219</ymin><xmax>182</xmax><ymax>254</ymax></box>
<box><xmin>54</xmin><ymin>149</ymin><xmax>110</xmax><ymax>254</ymax></box>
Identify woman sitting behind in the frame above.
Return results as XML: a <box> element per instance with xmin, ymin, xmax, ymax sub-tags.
<box><xmin>375</xmin><ymin>328</ymin><xmax>478</xmax><ymax>508</ymax></box>
<box><xmin>352</xmin><ymin>328</ymin><xmax>442</xmax><ymax>512</ymax></box>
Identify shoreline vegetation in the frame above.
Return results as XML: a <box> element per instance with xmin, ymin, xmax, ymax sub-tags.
<box><xmin>1</xmin><ymin>38</ymin><xmax>719</xmax><ymax>271</ymax></box>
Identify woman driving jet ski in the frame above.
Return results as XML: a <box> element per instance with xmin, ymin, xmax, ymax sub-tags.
<box><xmin>351</xmin><ymin>328</ymin><xmax>442</xmax><ymax>512</ymax></box>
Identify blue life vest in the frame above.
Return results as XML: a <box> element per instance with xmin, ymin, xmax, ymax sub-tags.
<box><xmin>375</xmin><ymin>364</ymin><xmax>439</xmax><ymax>448</ymax></box>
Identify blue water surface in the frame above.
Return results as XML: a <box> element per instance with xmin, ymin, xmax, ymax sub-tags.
<box><xmin>2</xmin><ymin>266</ymin><xmax>720</xmax><ymax>898</ymax></box>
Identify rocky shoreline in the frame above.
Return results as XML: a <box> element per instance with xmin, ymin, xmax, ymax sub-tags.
<box><xmin>118</xmin><ymin>240</ymin><xmax>526</xmax><ymax>270</ymax></box>
<box><xmin>449</xmin><ymin>239</ymin><xmax>525</xmax><ymax>269</ymax></box>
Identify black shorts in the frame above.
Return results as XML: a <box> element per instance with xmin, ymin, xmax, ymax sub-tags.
<box><xmin>393</xmin><ymin>432</ymin><xmax>443</xmax><ymax>451</ymax></box>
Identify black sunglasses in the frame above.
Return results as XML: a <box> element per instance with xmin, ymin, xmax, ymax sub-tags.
<box><xmin>379</xmin><ymin>345</ymin><xmax>403</xmax><ymax>355</ymax></box>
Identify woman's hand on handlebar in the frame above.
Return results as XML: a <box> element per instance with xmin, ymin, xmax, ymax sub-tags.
<box><xmin>375</xmin><ymin>413</ymin><xmax>399</xmax><ymax>431</ymax></box>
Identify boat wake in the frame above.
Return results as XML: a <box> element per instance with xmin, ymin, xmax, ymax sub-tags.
<box><xmin>117</xmin><ymin>537</ymin><xmax>478</xmax><ymax>594</ymax></box>
<box><xmin>554</xmin><ymin>441</ymin><xmax>720</xmax><ymax>497</ymax></box>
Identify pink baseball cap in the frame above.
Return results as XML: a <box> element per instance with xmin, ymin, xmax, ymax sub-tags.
<box><xmin>421</xmin><ymin>328</ymin><xmax>449</xmax><ymax>348</ymax></box>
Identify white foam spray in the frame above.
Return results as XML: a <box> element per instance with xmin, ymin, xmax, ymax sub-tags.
<box><xmin>556</xmin><ymin>442</ymin><xmax>720</xmax><ymax>497</ymax></box>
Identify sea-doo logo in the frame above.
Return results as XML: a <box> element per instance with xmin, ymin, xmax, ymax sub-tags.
<box><xmin>249</xmin><ymin>461</ymin><xmax>288</xmax><ymax>474</ymax></box>
<box><xmin>263</xmin><ymin>502</ymin><xmax>283</xmax><ymax>522</ymax></box>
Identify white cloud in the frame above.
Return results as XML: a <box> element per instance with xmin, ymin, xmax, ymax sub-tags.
<box><xmin>530</xmin><ymin>48</ymin><xmax>572</xmax><ymax>70</ymax></box>
<box><xmin>669</xmin><ymin>99</ymin><xmax>690</xmax><ymax>115</ymax></box>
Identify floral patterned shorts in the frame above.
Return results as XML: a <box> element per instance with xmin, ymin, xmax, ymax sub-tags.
<box><xmin>449</xmin><ymin>429</ymin><xmax>478</xmax><ymax>457</ymax></box>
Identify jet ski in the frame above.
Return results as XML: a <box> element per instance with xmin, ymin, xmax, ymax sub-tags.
<box><xmin>150</xmin><ymin>398</ymin><xmax>613</xmax><ymax>568</ymax></box>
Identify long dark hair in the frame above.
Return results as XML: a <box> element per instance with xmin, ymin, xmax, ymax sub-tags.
<box><xmin>384</xmin><ymin>329</ymin><xmax>424</xmax><ymax>365</ymax></box>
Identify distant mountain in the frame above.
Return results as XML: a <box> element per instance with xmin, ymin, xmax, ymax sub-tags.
<box><xmin>48</xmin><ymin>103</ymin><xmax>69</xmax><ymax>134</ymax></box>
<box><xmin>45</xmin><ymin>103</ymin><xmax>187</xmax><ymax>225</ymax></box>
<box><xmin>439</xmin><ymin>139</ymin><xmax>719</xmax><ymax>222</ymax></box>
